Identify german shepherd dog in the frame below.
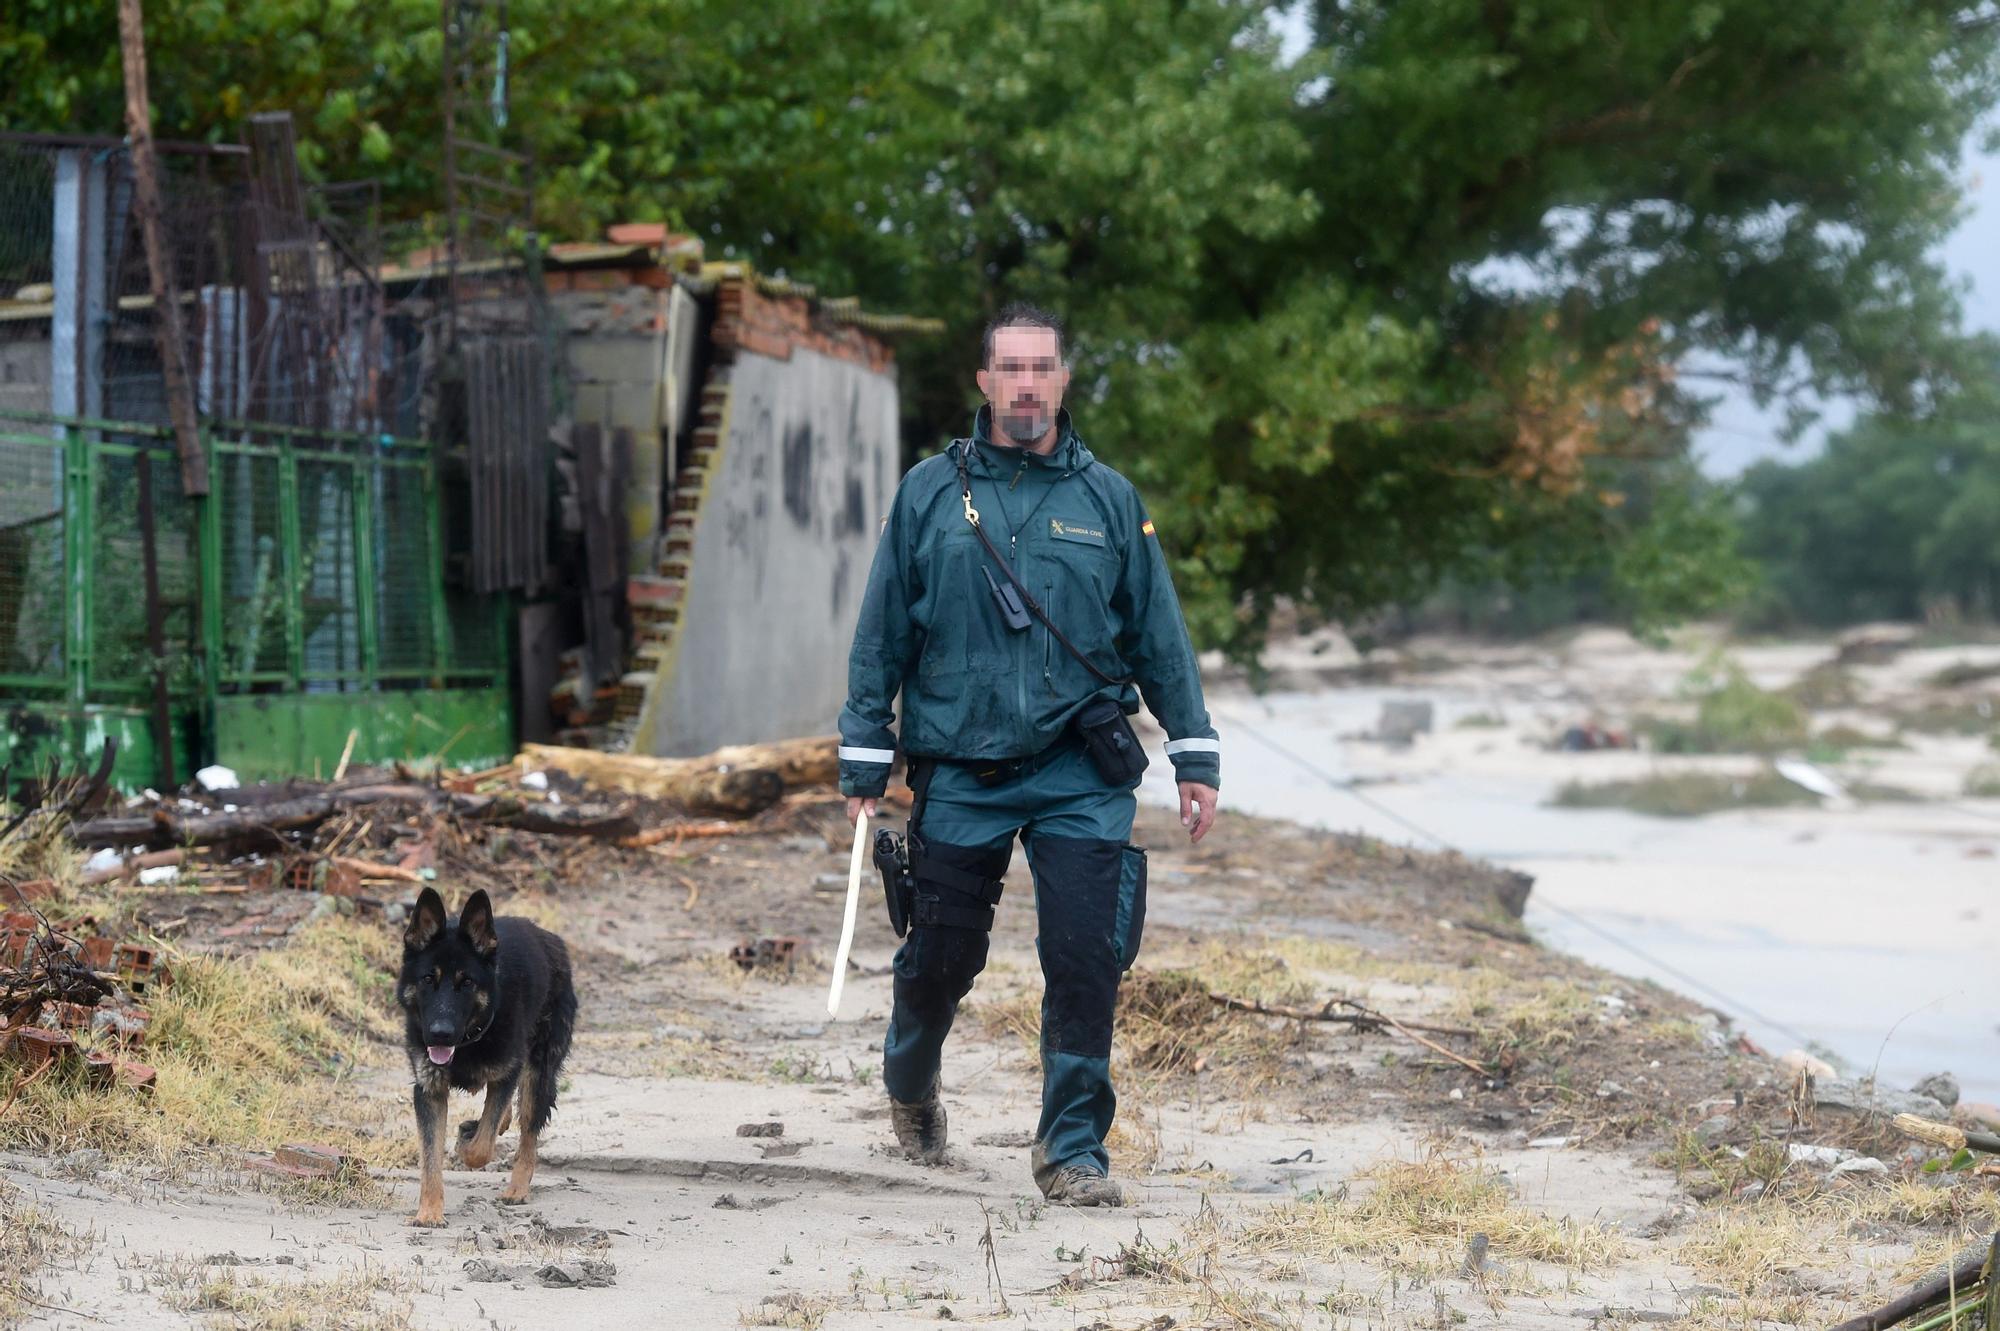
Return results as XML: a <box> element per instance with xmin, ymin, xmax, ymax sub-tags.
<box><xmin>398</xmin><ymin>887</ymin><xmax>576</xmax><ymax>1226</ymax></box>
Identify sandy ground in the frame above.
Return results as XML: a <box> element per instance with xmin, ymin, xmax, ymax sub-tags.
<box><xmin>7</xmin><ymin>625</ymin><xmax>2000</xmax><ymax>1329</ymax></box>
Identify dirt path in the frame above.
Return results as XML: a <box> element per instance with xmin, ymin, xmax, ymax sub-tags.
<box><xmin>5</xmin><ymin>796</ymin><xmax>1989</xmax><ymax>1329</ymax></box>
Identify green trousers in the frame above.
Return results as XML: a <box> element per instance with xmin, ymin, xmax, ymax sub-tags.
<box><xmin>882</xmin><ymin>740</ymin><xmax>1147</xmax><ymax>1184</ymax></box>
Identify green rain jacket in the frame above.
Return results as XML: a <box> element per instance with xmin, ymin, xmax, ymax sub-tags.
<box><xmin>837</xmin><ymin>405</ymin><xmax>1220</xmax><ymax>798</ymax></box>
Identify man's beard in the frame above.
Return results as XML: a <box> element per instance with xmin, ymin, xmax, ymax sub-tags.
<box><xmin>998</xmin><ymin>404</ymin><xmax>1052</xmax><ymax>444</ymax></box>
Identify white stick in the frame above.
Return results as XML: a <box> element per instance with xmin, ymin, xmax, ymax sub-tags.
<box><xmin>827</xmin><ymin>808</ymin><xmax>868</xmax><ymax>1017</ymax></box>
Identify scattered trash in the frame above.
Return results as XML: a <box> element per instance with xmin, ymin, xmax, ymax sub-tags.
<box><xmin>1773</xmin><ymin>758</ymin><xmax>1845</xmax><ymax>801</ymax></box>
<box><xmin>1831</xmin><ymin>1157</ymin><xmax>1889</xmax><ymax>1177</ymax></box>
<box><xmin>194</xmin><ymin>766</ymin><xmax>240</xmax><ymax>792</ymax></box>
<box><xmin>1787</xmin><ymin>1143</ymin><xmax>1849</xmax><ymax>1167</ymax></box>
<box><xmin>730</xmin><ymin>936</ymin><xmax>806</xmax><ymax>974</ymax></box>
<box><xmin>137</xmin><ymin>865</ymin><xmax>179</xmax><ymax>886</ymax></box>
<box><xmin>1528</xmin><ymin>1136</ymin><xmax>1571</xmax><ymax>1149</ymax></box>
<box><xmin>1555</xmin><ymin>722</ymin><xmax>1631</xmax><ymax>752</ymax></box>
<box><xmin>1375</xmin><ymin>700</ymin><xmax>1435</xmax><ymax>745</ymax></box>
<box><xmin>520</xmin><ymin>770</ymin><xmax>550</xmax><ymax>791</ymax></box>
<box><xmin>83</xmin><ymin>848</ymin><xmax>121</xmax><ymax>875</ymax></box>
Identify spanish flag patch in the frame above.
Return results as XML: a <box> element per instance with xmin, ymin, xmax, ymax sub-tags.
<box><xmin>1141</xmin><ymin>519</ymin><xmax>1156</xmax><ymax>537</ymax></box>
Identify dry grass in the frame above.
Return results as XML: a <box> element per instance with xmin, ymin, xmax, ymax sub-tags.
<box><xmin>0</xmin><ymin>1182</ymin><xmax>94</xmax><ymax>1329</ymax></box>
<box><xmin>149</xmin><ymin>1256</ymin><xmax>425</xmax><ymax>1330</ymax></box>
<box><xmin>967</xmin><ymin>953</ymin><xmax>1314</xmax><ymax>1098</ymax></box>
<box><xmin>1237</xmin><ymin>1145</ymin><xmax>1625</xmax><ymax>1291</ymax></box>
<box><xmin>1447</xmin><ymin>970</ymin><xmax>1600</xmax><ymax>1066</ymax></box>
<box><xmin>0</xmin><ymin>915</ymin><xmax>405</xmax><ymax>1185</ymax></box>
<box><xmin>1101</xmin><ymin>1202</ymin><xmax>1324</xmax><ymax>1331</ymax></box>
<box><xmin>1670</xmin><ymin>1172</ymin><xmax>2000</xmax><ymax>1327</ymax></box>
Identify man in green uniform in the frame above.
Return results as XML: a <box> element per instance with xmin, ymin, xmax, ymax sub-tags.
<box><xmin>838</xmin><ymin>303</ymin><xmax>1220</xmax><ymax>1206</ymax></box>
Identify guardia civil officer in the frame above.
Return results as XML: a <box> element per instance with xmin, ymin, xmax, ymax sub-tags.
<box><xmin>837</xmin><ymin>303</ymin><xmax>1220</xmax><ymax>1206</ymax></box>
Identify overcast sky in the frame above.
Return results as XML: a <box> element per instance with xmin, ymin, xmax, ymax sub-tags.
<box><xmin>1265</xmin><ymin>5</ymin><xmax>1999</xmax><ymax>479</ymax></box>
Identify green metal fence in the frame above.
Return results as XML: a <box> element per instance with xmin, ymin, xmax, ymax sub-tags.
<box><xmin>0</xmin><ymin>410</ymin><xmax>513</xmax><ymax>788</ymax></box>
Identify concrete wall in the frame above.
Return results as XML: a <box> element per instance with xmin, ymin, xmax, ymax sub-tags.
<box><xmin>647</xmin><ymin>346</ymin><xmax>899</xmax><ymax>755</ymax></box>
<box><xmin>556</xmin><ymin>283</ymin><xmax>701</xmax><ymax>578</ymax></box>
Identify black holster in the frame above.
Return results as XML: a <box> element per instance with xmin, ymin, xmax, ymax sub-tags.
<box><xmin>875</xmin><ymin>758</ymin><xmax>1006</xmax><ymax>936</ymax></box>
<box><xmin>873</xmin><ymin>826</ymin><xmax>915</xmax><ymax>938</ymax></box>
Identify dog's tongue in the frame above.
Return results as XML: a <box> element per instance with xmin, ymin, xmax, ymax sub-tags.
<box><xmin>427</xmin><ymin>1045</ymin><xmax>455</xmax><ymax>1066</ymax></box>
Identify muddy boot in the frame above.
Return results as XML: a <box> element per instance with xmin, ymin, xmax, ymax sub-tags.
<box><xmin>1031</xmin><ymin>1140</ymin><xmax>1123</xmax><ymax>1207</ymax></box>
<box><xmin>1043</xmin><ymin>1163</ymin><xmax>1123</xmax><ymax>1207</ymax></box>
<box><xmin>890</xmin><ymin>1078</ymin><xmax>947</xmax><ymax>1164</ymax></box>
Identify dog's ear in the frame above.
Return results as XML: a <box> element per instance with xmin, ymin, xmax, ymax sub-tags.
<box><xmin>458</xmin><ymin>889</ymin><xmax>499</xmax><ymax>961</ymax></box>
<box><xmin>405</xmin><ymin>887</ymin><xmax>447</xmax><ymax>952</ymax></box>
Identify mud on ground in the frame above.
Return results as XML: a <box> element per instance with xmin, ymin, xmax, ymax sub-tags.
<box><xmin>4</xmin><ymin>782</ymin><xmax>1996</xmax><ymax>1329</ymax></box>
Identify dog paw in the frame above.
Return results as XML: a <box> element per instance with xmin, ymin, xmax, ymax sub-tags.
<box><xmin>498</xmin><ymin>1192</ymin><xmax>528</xmax><ymax>1206</ymax></box>
<box><xmin>407</xmin><ymin>1214</ymin><xmax>446</xmax><ymax>1228</ymax></box>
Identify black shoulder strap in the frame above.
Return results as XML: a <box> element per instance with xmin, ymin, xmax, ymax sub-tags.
<box><xmin>954</xmin><ymin>442</ymin><xmax>1133</xmax><ymax>688</ymax></box>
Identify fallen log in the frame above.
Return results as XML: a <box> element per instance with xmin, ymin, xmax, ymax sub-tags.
<box><xmin>616</xmin><ymin>821</ymin><xmax>745</xmax><ymax>848</ymax></box>
<box><xmin>520</xmin><ymin>735</ymin><xmax>836</xmax><ymax>815</ymax></box>
<box><xmin>72</xmin><ymin>783</ymin><xmax>642</xmax><ymax>848</ymax></box>
<box><xmin>329</xmin><ymin>856</ymin><xmax>425</xmax><ymax>884</ymax></box>
<box><xmin>464</xmin><ymin>797</ymin><xmax>641</xmax><ymax>840</ymax></box>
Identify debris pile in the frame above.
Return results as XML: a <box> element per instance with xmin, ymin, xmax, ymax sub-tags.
<box><xmin>0</xmin><ymin>907</ymin><xmax>160</xmax><ymax>1098</ymax></box>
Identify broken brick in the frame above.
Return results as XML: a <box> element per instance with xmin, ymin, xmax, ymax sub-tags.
<box><xmin>46</xmin><ymin>1001</ymin><xmax>95</xmax><ymax>1033</ymax></box>
<box><xmin>83</xmin><ymin>1049</ymin><xmax>116</xmax><ymax>1090</ymax></box>
<box><xmin>78</xmin><ymin>936</ymin><xmax>115</xmax><ymax>970</ymax></box>
<box><xmin>92</xmin><ymin>1004</ymin><xmax>150</xmax><ymax>1046</ymax></box>
<box><xmin>14</xmin><ymin>1026</ymin><xmax>76</xmax><ymax>1070</ymax></box>
<box><xmin>322</xmin><ymin>860</ymin><xmax>365</xmax><ymax>899</ymax></box>
<box><xmin>606</xmin><ymin>221</ymin><xmax>668</xmax><ymax>246</ymax></box>
<box><xmin>0</xmin><ymin>879</ymin><xmax>54</xmax><ymax>906</ymax></box>
<box><xmin>117</xmin><ymin>1060</ymin><xmax>157</xmax><ymax>1092</ymax></box>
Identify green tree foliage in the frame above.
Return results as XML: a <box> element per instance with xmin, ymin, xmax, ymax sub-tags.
<box><xmin>1737</xmin><ymin>358</ymin><xmax>2000</xmax><ymax>625</ymax></box>
<box><xmin>4</xmin><ymin>0</ymin><xmax>1995</xmax><ymax>653</ymax></box>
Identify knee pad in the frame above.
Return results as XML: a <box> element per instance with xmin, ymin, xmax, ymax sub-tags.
<box><xmin>909</xmin><ymin>836</ymin><xmax>1011</xmax><ymax>933</ymax></box>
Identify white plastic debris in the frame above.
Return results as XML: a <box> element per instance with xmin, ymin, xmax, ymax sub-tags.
<box><xmin>1774</xmin><ymin>758</ymin><xmax>1845</xmax><ymax>801</ymax></box>
<box><xmin>137</xmin><ymin>865</ymin><xmax>179</xmax><ymax>886</ymax></box>
<box><xmin>1831</xmin><ymin>1157</ymin><xmax>1889</xmax><ymax>1177</ymax></box>
<box><xmin>84</xmin><ymin>847</ymin><xmax>121</xmax><ymax>875</ymax></box>
<box><xmin>1528</xmin><ymin>1136</ymin><xmax>1571</xmax><ymax>1149</ymax></box>
<box><xmin>1787</xmin><ymin>1143</ymin><xmax>1849</xmax><ymax>1167</ymax></box>
<box><xmin>195</xmin><ymin>765</ymin><xmax>240</xmax><ymax>792</ymax></box>
<box><xmin>520</xmin><ymin>770</ymin><xmax>549</xmax><ymax>791</ymax></box>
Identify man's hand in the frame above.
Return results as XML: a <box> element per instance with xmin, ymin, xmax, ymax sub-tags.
<box><xmin>1178</xmin><ymin>782</ymin><xmax>1219</xmax><ymax>844</ymax></box>
<box><xmin>846</xmin><ymin>796</ymin><xmax>878</xmax><ymax>825</ymax></box>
